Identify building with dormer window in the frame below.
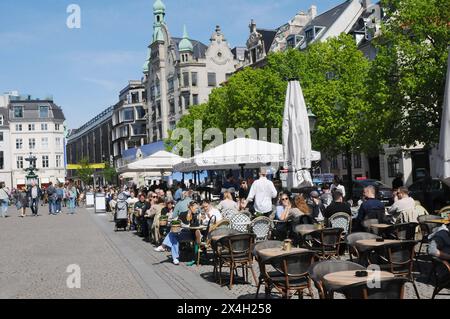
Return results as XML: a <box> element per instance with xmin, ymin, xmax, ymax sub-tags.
<box><xmin>143</xmin><ymin>0</ymin><xmax>238</xmax><ymax>143</ymax></box>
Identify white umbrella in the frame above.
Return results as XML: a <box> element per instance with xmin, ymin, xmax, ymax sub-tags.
<box><xmin>436</xmin><ymin>48</ymin><xmax>450</xmax><ymax>186</ymax></box>
<box><xmin>282</xmin><ymin>80</ymin><xmax>313</xmax><ymax>189</ymax></box>
<box><xmin>118</xmin><ymin>151</ymin><xmax>183</xmax><ymax>173</ymax></box>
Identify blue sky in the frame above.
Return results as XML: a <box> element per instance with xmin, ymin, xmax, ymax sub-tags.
<box><xmin>0</xmin><ymin>0</ymin><xmax>341</xmax><ymax>129</ymax></box>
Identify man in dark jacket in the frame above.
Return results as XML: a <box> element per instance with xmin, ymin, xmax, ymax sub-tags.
<box><xmin>27</xmin><ymin>181</ymin><xmax>42</xmax><ymax>216</ymax></box>
<box><xmin>355</xmin><ymin>185</ymin><xmax>386</xmax><ymax>229</ymax></box>
<box><xmin>324</xmin><ymin>190</ymin><xmax>352</xmax><ymax>222</ymax></box>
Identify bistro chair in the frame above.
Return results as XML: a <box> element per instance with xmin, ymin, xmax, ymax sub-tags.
<box><xmin>439</xmin><ymin>206</ymin><xmax>450</xmax><ymax>215</ymax></box>
<box><xmin>378</xmin><ymin>222</ymin><xmax>419</xmax><ymax>240</ymax></box>
<box><xmin>250</xmin><ymin>216</ymin><xmax>273</xmax><ymax>242</ymax></box>
<box><xmin>308</xmin><ymin>260</ymin><xmax>365</xmax><ymax>299</ymax></box>
<box><xmin>221</xmin><ymin>208</ymin><xmax>238</xmax><ymax>220</ymax></box>
<box><xmin>196</xmin><ymin>215</ymin><xmax>216</xmax><ymax>266</ymax></box>
<box><xmin>230</xmin><ymin>213</ymin><xmax>251</xmax><ymax>233</ymax></box>
<box><xmin>431</xmin><ymin>257</ymin><xmax>450</xmax><ymax>299</ymax></box>
<box><xmin>368</xmin><ymin>240</ymin><xmax>420</xmax><ymax>299</ymax></box>
<box><xmin>416</xmin><ymin>215</ymin><xmax>443</xmax><ymax>267</ymax></box>
<box><xmin>328</xmin><ymin>212</ymin><xmax>352</xmax><ymax>235</ymax></box>
<box><xmin>344</xmin><ymin>232</ymin><xmax>380</xmax><ymax>264</ymax></box>
<box><xmin>209</xmin><ymin>227</ymin><xmax>241</xmax><ymax>280</ymax></box>
<box><xmin>303</xmin><ymin>228</ymin><xmax>343</xmax><ymax>260</ymax></box>
<box><xmin>252</xmin><ymin>240</ymin><xmax>284</xmax><ymax>298</ymax></box>
<box><xmin>262</xmin><ymin>251</ymin><xmax>316</xmax><ymax>299</ymax></box>
<box><xmin>334</xmin><ymin>277</ymin><xmax>408</xmax><ymax>299</ymax></box>
<box><xmin>217</xmin><ymin>233</ymin><xmax>257</xmax><ymax>290</ymax></box>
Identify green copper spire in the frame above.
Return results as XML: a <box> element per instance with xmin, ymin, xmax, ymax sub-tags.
<box><xmin>153</xmin><ymin>0</ymin><xmax>166</xmax><ymax>15</ymax></box>
<box><xmin>178</xmin><ymin>25</ymin><xmax>193</xmax><ymax>52</ymax></box>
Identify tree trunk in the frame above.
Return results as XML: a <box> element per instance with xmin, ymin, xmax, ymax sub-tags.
<box><xmin>345</xmin><ymin>146</ymin><xmax>353</xmax><ymax>202</ymax></box>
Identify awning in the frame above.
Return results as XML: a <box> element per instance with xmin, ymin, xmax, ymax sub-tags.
<box><xmin>119</xmin><ymin>151</ymin><xmax>183</xmax><ymax>173</ymax></box>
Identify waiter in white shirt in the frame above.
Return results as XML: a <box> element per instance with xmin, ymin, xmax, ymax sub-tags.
<box><xmin>247</xmin><ymin>167</ymin><xmax>278</xmax><ymax>217</ymax></box>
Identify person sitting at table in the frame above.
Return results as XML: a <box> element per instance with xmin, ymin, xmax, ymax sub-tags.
<box><xmin>323</xmin><ymin>190</ymin><xmax>352</xmax><ymax>225</ymax></box>
<box><xmin>172</xmin><ymin>190</ymin><xmax>193</xmax><ymax>219</ymax></box>
<box><xmin>161</xmin><ymin>199</ymin><xmax>175</xmax><ymax>220</ymax></box>
<box><xmin>134</xmin><ymin>194</ymin><xmax>150</xmax><ymax>238</ymax></box>
<box><xmin>355</xmin><ymin>185</ymin><xmax>386</xmax><ymax>230</ymax></box>
<box><xmin>387</xmin><ymin>186</ymin><xmax>416</xmax><ymax>224</ymax></box>
<box><xmin>200</xmin><ymin>200</ymin><xmax>222</xmax><ymax>226</ymax></box>
<box><xmin>217</xmin><ymin>191</ymin><xmax>238</xmax><ymax>211</ymax></box>
<box><xmin>274</xmin><ymin>193</ymin><xmax>294</xmax><ymax>240</ymax></box>
<box><xmin>428</xmin><ymin>224</ymin><xmax>450</xmax><ymax>260</ymax></box>
<box><xmin>154</xmin><ymin>201</ymin><xmax>200</xmax><ymax>265</ymax></box>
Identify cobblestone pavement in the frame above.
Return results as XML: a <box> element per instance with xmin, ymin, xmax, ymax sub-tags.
<box><xmin>0</xmin><ymin>205</ymin><xmax>447</xmax><ymax>299</ymax></box>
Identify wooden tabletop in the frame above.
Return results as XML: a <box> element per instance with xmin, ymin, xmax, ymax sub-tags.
<box><xmin>258</xmin><ymin>247</ymin><xmax>308</xmax><ymax>260</ymax></box>
<box><xmin>370</xmin><ymin>224</ymin><xmax>392</xmax><ymax>229</ymax></box>
<box><xmin>323</xmin><ymin>270</ymin><xmax>395</xmax><ymax>288</ymax></box>
<box><xmin>182</xmin><ymin>225</ymin><xmax>207</xmax><ymax>231</ymax></box>
<box><xmin>429</xmin><ymin>219</ymin><xmax>450</xmax><ymax>225</ymax></box>
<box><xmin>294</xmin><ymin>225</ymin><xmax>317</xmax><ymax>236</ymax></box>
<box><xmin>210</xmin><ymin>230</ymin><xmax>241</xmax><ymax>242</ymax></box>
<box><xmin>356</xmin><ymin>239</ymin><xmax>401</xmax><ymax>249</ymax></box>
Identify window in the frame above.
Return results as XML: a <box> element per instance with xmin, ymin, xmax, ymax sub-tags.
<box><xmin>0</xmin><ymin>115</ymin><xmax>3</xmax><ymax>125</ymax></box>
<box><xmin>131</xmin><ymin>92</ymin><xmax>139</xmax><ymax>104</ymax></box>
<box><xmin>305</xmin><ymin>28</ymin><xmax>314</xmax><ymax>42</ymax></box>
<box><xmin>208</xmin><ymin>73</ymin><xmax>217</xmax><ymax>87</ymax></box>
<box><xmin>14</xmin><ymin>106</ymin><xmax>23</xmax><ymax>118</ymax></box>
<box><xmin>39</xmin><ymin>106</ymin><xmax>49</xmax><ymax>118</ymax></box>
<box><xmin>0</xmin><ymin>132</ymin><xmax>3</xmax><ymax>142</ymax></box>
<box><xmin>169</xmin><ymin>101</ymin><xmax>175</xmax><ymax>114</ymax></box>
<box><xmin>16</xmin><ymin>139</ymin><xmax>23</xmax><ymax>149</ymax></box>
<box><xmin>388</xmin><ymin>155</ymin><xmax>400</xmax><ymax>178</ymax></box>
<box><xmin>42</xmin><ymin>155</ymin><xmax>49</xmax><ymax>168</ymax></box>
<box><xmin>16</xmin><ymin>124</ymin><xmax>22</xmax><ymax>131</ymax></box>
<box><xmin>353</xmin><ymin>154</ymin><xmax>362</xmax><ymax>169</ymax></box>
<box><xmin>28</xmin><ymin>124</ymin><xmax>35</xmax><ymax>131</ymax></box>
<box><xmin>55</xmin><ymin>124</ymin><xmax>60</xmax><ymax>131</ymax></box>
<box><xmin>122</xmin><ymin>108</ymin><xmax>134</xmax><ymax>121</ymax></box>
<box><xmin>0</xmin><ymin>151</ymin><xmax>3</xmax><ymax>170</ymax></box>
<box><xmin>167</xmin><ymin>77</ymin><xmax>174</xmax><ymax>92</ymax></box>
<box><xmin>17</xmin><ymin>156</ymin><xmax>23</xmax><ymax>169</ymax></box>
<box><xmin>55</xmin><ymin>137</ymin><xmax>61</xmax><ymax>147</ymax></box>
<box><xmin>56</xmin><ymin>155</ymin><xmax>62</xmax><ymax>168</ymax></box>
<box><xmin>193</xmin><ymin>94</ymin><xmax>199</xmax><ymax>106</ymax></box>
<box><xmin>41</xmin><ymin>137</ymin><xmax>48</xmax><ymax>149</ymax></box>
<box><xmin>132</xmin><ymin>123</ymin><xmax>146</xmax><ymax>135</ymax></box>
<box><xmin>192</xmin><ymin>72</ymin><xmax>198</xmax><ymax>87</ymax></box>
<box><xmin>183</xmin><ymin>72</ymin><xmax>189</xmax><ymax>87</ymax></box>
<box><xmin>342</xmin><ymin>154</ymin><xmax>347</xmax><ymax>170</ymax></box>
<box><xmin>29</xmin><ymin>138</ymin><xmax>36</xmax><ymax>150</ymax></box>
<box><xmin>184</xmin><ymin>95</ymin><xmax>190</xmax><ymax>109</ymax></box>
<box><xmin>41</xmin><ymin>123</ymin><xmax>48</xmax><ymax>131</ymax></box>
<box><xmin>136</xmin><ymin>106</ymin><xmax>146</xmax><ymax>119</ymax></box>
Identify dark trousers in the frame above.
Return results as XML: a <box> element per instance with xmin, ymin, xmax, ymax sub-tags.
<box><xmin>30</xmin><ymin>198</ymin><xmax>39</xmax><ymax>215</ymax></box>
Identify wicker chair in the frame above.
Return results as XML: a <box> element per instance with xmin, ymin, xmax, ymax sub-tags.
<box><xmin>230</xmin><ymin>213</ymin><xmax>251</xmax><ymax>233</ymax></box>
<box><xmin>250</xmin><ymin>216</ymin><xmax>273</xmax><ymax>242</ymax></box>
<box><xmin>252</xmin><ymin>240</ymin><xmax>283</xmax><ymax>298</ymax></box>
<box><xmin>209</xmin><ymin>227</ymin><xmax>240</xmax><ymax>280</ymax></box>
<box><xmin>262</xmin><ymin>251</ymin><xmax>316</xmax><ymax>299</ymax></box>
<box><xmin>328</xmin><ymin>212</ymin><xmax>352</xmax><ymax>235</ymax></box>
<box><xmin>378</xmin><ymin>222</ymin><xmax>419</xmax><ymax>240</ymax></box>
<box><xmin>217</xmin><ymin>233</ymin><xmax>258</xmax><ymax>289</ymax></box>
<box><xmin>334</xmin><ymin>277</ymin><xmax>408</xmax><ymax>299</ymax></box>
<box><xmin>416</xmin><ymin>215</ymin><xmax>442</xmax><ymax>267</ymax></box>
<box><xmin>308</xmin><ymin>260</ymin><xmax>365</xmax><ymax>299</ymax></box>
<box><xmin>369</xmin><ymin>240</ymin><xmax>420</xmax><ymax>299</ymax></box>
<box><xmin>303</xmin><ymin>228</ymin><xmax>343</xmax><ymax>260</ymax></box>
<box><xmin>344</xmin><ymin>232</ymin><xmax>380</xmax><ymax>263</ymax></box>
<box><xmin>221</xmin><ymin>208</ymin><xmax>238</xmax><ymax>220</ymax></box>
<box><xmin>431</xmin><ymin>257</ymin><xmax>450</xmax><ymax>299</ymax></box>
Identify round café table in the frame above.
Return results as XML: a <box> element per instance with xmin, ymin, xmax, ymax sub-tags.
<box><xmin>323</xmin><ymin>270</ymin><xmax>395</xmax><ymax>290</ymax></box>
<box><xmin>428</xmin><ymin>219</ymin><xmax>450</xmax><ymax>225</ymax></box>
<box><xmin>258</xmin><ymin>247</ymin><xmax>309</xmax><ymax>261</ymax></box>
<box><xmin>355</xmin><ymin>239</ymin><xmax>401</xmax><ymax>250</ymax></box>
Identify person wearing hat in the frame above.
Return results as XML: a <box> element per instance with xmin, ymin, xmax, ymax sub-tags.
<box><xmin>246</xmin><ymin>167</ymin><xmax>278</xmax><ymax>217</ymax></box>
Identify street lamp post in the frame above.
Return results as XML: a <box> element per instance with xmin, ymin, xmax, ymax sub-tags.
<box><xmin>24</xmin><ymin>152</ymin><xmax>39</xmax><ymax>186</ymax></box>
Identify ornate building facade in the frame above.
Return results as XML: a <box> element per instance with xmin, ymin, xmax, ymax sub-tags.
<box><xmin>143</xmin><ymin>0</ymin><xmax>238</xmax><ymax>142</ymax></box>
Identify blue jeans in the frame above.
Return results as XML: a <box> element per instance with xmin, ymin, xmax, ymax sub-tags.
<box><xmin>162</xmin><ymin>230</ymin><xmax>194</xmax><ymax>260</ymax></box>
<box><xmin>55</xmin><ymin>199</ymin><xmax>62</xmax><ymax>213</ymax></box>
<box><xmin>0</xmin><ymin>200</ymin><xmax>8</xmax><ymax>217</ymax></box>
<box><xmin>48</xmin><ymin>199</ymin><xmax>56</xmax><ymax>214</ymax></box>
<box><xmin>68</xmin><ymin>198</ymin><xmax>76</xmax><ymax>214</ymax></box>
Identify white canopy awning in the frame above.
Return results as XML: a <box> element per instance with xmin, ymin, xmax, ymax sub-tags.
<box><xmin>118</xmin><ymin>151</ymin><xmax>183</xmax><ymax>173</ymax></box>
<box><xmin>174</xmin><ymin>138</ymin><xmax>321</xmax><ymax>173</ymax></box>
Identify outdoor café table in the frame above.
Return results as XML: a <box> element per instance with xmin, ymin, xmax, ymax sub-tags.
<box><xmin>355</xmin><ymin>239</ymin><xmax>402</xmax><ymax>252</ymax></box>
<box><xmin>294</xmin><ymin>224</ymin><xmax>317</xmax><ymax>237</ymax></box>
<box><xmin>210</xmin><ymin>229</ymin><xmax>241</xmax><ymax>242</ymax></box>
<box><xmin>323</xmin><ymin>270</ymin><xmax>395</xmax><ymax>291</ymax></box>
<box><xmin>370</xmin><ymin>223</ymin><xmax>392</xmax><ymax>235</ymax></box>
<box><xmin>258</xmin><ymin>247</ymin><xmax>308</xmax><ymax>262</ymax></box>
<box><xmin>181</xmin><ymin>225</ymin><xmax>207</xmax><ymax>266</ymax></box>
<box><xmin>428</xmin><ymin>219</ymin><xmax>450</xmax><ymax>225</ymax></box>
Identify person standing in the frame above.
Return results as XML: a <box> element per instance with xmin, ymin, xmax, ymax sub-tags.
<box><xmin>238</xmin><ymin>180</ymin><xmax>249</xmax><ymax>200</ymax></box>
<box><xmin>246</xmin><ymin>167</ymin><xmax>278</xmax><ymax>217</ymax></box>
<box><xmin>330</xmin><ymin>176</ymin><xmax>346</xmax><ymax>199</ymax></box>
<box><xmin>0</xmin><ymin>182</ymin><xmax>10</xmax><ymax>218</ymax></box>
<box><xmin>28</xmin><ymin>181</ymin><xmax>42</xmax><ymax>216</ymax></box>
<box><xmin>46</xmin><ymin>182</ymin><xmax>57</xmax><ymax>215</ymax></box>
<box><xmin>67</xmin><ymin>181</ymin><xmax>77</xmax><ymax>214</ymax></box>
<box><xmin>17</xmin><ymin>187</ymin><xmax>28</xmax><ymax>218</ymax></box>
<box><xmin>55</xmin><ymin>184</ymin><xmax>65</xmax><ymax>214</ymax></box>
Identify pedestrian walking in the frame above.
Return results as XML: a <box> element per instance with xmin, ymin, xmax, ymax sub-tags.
<box><xmin>27</xmin><ymin>181</ymin><xmax>42</xmax><ymax>216</ymax></box>
<box><xmin>46</xmin><ymin>182</ymin><xmax>57</xmax><ymax>215</ymax></box>
<box><xmin>67</xmin><ymin>182</ymin><xmax>77</xmax><ymax>214</ymax></box>
<box><xmin>0</xmin><ymin>182</ymin><xmax>10</xmax><ymax>218</ymax></box>
<box><xmin>246</xmin><ymin>167</ymin><xmax>278</xmax><ymax>217</ymax></box>
<box><xmin>17</xmin><ymin>187</ymin><xmax>28</xmax><ymax>217</ymax></box>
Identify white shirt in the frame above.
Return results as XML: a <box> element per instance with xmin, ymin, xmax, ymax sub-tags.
<box><xmin>202</xmin><ymin>207</ymin><xmax>223</xmax><ymax>226</ymax></box>
<box><xmin>247</xmin><ymin>177</ymin><xmax>278</xmax><ymax>213</ymax></box>
<box><xmin>331</xmin><ymin>184</ymin><xmax>346</xmax><ymax>198</ymax></box>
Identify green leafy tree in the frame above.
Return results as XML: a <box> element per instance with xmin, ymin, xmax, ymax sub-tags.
<box><xmin>102</xmin><ymin>162</ymin><xmax>117</xmax><ymax>185</ymax></box>
<box><xmin>370</xmin><ymin>0</ymin><xmax>450</xmax><ymax>148</ymax></box>
<box><xmin>77</xmin><ymin>157</ymin><xmax>93</xmax><ymax>186</ymax></box>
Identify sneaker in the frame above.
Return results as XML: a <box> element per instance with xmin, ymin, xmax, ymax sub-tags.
<box><xmin>173</xmin><ymin>259</ymin><xmax>180</xmax><ymax>265</ymax></box>
<box><xmin>154</xmin><ymin>246</ymin><xmax>165</xmax><ymax>252</ymax></box>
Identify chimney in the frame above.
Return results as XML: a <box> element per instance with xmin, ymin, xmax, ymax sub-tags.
<box><xmin>308</xmin><ymin>5</ymin><xmax>317</xmax><ymax>20</ymax></box>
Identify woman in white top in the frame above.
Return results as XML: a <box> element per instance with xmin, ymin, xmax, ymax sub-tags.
<box><xmin>217</xmin><ymin>191</ymin><xmax>238</xmax><ymax>211</ymax></box>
